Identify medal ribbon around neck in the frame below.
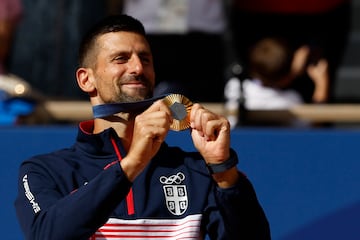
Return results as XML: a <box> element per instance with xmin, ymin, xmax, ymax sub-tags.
<box><xmin>92</xmin><ymin>93</ymin><xmax>193</xmax><ymax>131</ymax></box>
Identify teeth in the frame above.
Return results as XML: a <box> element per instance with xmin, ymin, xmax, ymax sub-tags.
<box><xmin>163</xmin><ymin>94</ymin><xmax>193</xmax><ymax>131</ymax></box>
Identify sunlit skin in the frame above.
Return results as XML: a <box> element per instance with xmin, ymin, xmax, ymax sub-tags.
<box><xmin>76</xmin><ymin>31</ymin><xmax>239</xmax><ymax>188</ymax></box>
<box><xmin>78</xmin><ymin>32</ymin><xmax>155</xmax><ymax>105</ymax></box>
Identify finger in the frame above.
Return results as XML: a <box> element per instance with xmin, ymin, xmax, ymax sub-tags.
<box><xmin>189</xmin><ymin>103</ymin><xmax>202</xmax><ymax>123</ymax></box>
<box><xmin>142</xmin><ymin>100</ymin><xmax>173</xmax><ymax>125</ymax></box>
<box><xmin>190</xmin><ymin>104</ymin><xmax>205</xmax><ymax>137</ymax></box>
<box><xmin>146</xmin><ymin>99</ymin><xmax>172</xmax><ymax>117</ymax></box>
<box><xmin>206</xmin><ymin>117</ymin><xmax>230</xmax><ymax>141</ymax></box>
<box><xmin>135</xmin><ymin>111</ymin><xmax>172</xmax><ymax>132</ymax></box>
<box><xmin>144</xmin><ymin>125</ymin><xmax>168</xmax><ymax>142</ymax></box>
<box><xmin>190</xmin><ymin>104</ymin><xmax>221</xmax><ymax>139</ymax></box>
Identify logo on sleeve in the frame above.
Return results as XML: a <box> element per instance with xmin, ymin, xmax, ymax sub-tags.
<box><xmin>160</xmin><ymin>172</ymin><xmax>188</xmax><ymax>216</ymax></box>
<box><xmin>22</xmin><ymin>174</ymin><xmax>41</xmax><ymax>213</ymax></box>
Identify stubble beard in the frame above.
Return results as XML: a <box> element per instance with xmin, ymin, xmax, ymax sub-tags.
<box><xmin>110</xmin><ymin>75</ymin><xmax>154</xmax><ymax>103</ymax></box>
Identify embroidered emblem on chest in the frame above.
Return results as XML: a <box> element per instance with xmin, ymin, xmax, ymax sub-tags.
<box><xmin>160</xmin><ymin>172</ymin><xmax>188</xmax><ymax>216</ymax></box>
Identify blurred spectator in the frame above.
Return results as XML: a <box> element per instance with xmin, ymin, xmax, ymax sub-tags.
<box><xmin>122</xmin><ymin>0</ymin><xmax>227</xmax><ymax>102</ymax></box>
<box><xmin>229</xmin><ymin>0</ymin><xmax>352</xmax><ymax>103</ymax></box>
<box><xmin>0</xmin><ymin>0</ymin><xmax>35</xmax><ymax>125</ymax></box>
<box><xmin>224</xmin><ymin>37</ymin><xmax>329</xmax><ymax>127</ymax></box>
<box><xmin>7</xmin><ymin>0</ymin><xmax>109</xmax><ymax>99</ymax></box>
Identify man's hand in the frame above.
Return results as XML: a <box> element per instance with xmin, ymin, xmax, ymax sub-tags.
<box><xmin>121</xmin><ymin>100</ymin><xmax>172</xmax><ymax>181</ymax></box>
<box><xmin>307</xmin><ymin>58</ymin><xmax>329</xmax><ymax>103</ymax></box>
<box><xmin>190</xmin><ymin>104</ymin><xmax>239</xmax><ymax>187</ymax></box>
<box><xmin>190</xmin><ymin>103</ymin><xmax>231</xmax><ymax>164</ymax></box>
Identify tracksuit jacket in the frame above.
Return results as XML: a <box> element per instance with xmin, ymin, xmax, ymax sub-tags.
<box><xmin>15</xmin><ymin>120</ymin><xmax>270</xmax><ymax>240</ymax></box>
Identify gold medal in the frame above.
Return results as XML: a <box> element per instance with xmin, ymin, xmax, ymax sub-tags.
<box><xmin>163</xmin><ymin>94</ymin><xmax>193</xmax><ymax>131</ymax></box>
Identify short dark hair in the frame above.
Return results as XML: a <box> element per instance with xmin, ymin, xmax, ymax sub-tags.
<box><xmin>249</xmin><ymin>37</ymin><xmax>294</xmax><ymax>85</ymax></box>
<box><xmin>78</xmin><ymin>14</ymin><xmax>146</xmax><ymax>67</ymax></box>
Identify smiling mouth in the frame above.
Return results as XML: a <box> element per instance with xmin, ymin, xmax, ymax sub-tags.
<box><xmin>123</xmin><ymin>82</ymin><xmax>146</xmax><ymax>88</ymax></box>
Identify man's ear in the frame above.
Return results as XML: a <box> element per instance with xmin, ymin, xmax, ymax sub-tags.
<box><xmin>76</xmin><ymin>67</ymin><xmax>96</xmax><ymax>93</ymax></box>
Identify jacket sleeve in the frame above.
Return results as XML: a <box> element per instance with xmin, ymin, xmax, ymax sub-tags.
<box><xmin>14</xmin><ymin>160</ymin><xmax>132</xmax><ymax>240</ymax></box>
<box><xmin>210</xmin><ymin>172</ymin><xmax>271</xmax><ymax>240</ymax></box>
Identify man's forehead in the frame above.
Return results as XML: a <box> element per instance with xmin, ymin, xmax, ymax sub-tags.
<box><xmin>98</xmin><ymin>31</ymin><xmax>147</xmax><ymax>43</ymax></box>
<box><xmin>96</xmin><ymin>32</ymin><xmax>149</xmax><ymax>50</ymax></box>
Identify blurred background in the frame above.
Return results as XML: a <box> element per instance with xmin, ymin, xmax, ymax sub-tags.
<box><xmin>335</xmin><ymin>0</ymin><xmax>360</xmax><ymax>102</ymax></box>
<box><xmin>1</xmin><ymin>1</ymin><xmax>360</xmax><ymax>240</ymax></box>
<box><xmin>3</xmin><ymin>0</ymin><xmax>359</xmax><ymax>101</ymax></box>
<box><xmin>0</xmin><ymin>0</ymin><xmax>359</xmax><ymax>126</ymax></box>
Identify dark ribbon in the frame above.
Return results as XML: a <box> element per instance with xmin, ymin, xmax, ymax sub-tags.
<box><xmin>92</xmin><ymin>94</ymin><xmax>169</xmax><ymax>118</ymax></box>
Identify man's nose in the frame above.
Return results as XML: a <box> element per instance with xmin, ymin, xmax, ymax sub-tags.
<box><xmin>128</xmin><ymin>55</ymin><xmax>144</xmax><ymax>74</ymax></box>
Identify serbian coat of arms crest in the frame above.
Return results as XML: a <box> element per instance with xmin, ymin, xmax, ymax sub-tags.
<box><xmin>160</xmin><ymin>172</ymin><xmax>188</xmax><ymax>215</ymax></box>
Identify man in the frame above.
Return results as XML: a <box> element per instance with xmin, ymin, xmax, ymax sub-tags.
<box><xmin>15</xmin><ymin>15</ymin><xmax>270</xmax><ymax>239</ymax></box>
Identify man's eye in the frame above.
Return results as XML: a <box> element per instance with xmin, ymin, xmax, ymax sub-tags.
<box><xmin>114</xmin><ymin>56</ymin><xmax>127</xmax><ymax>62</ymax></box>
<box><xmin>141</xmin><ymin>57</ymin><xmax>151</xmax><ymax>64</ymax></box>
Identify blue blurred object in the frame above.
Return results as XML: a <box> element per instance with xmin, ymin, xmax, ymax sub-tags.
<box><xmin>0</xmin><ymin>93</ymin><xmax>35</xmax><ymax>125</ymax></box>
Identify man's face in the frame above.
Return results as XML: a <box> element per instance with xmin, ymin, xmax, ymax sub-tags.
<box><xmin>92</xmin><ymin>31</ymin><xmax>155</xmax><ymax>104</ymax></box>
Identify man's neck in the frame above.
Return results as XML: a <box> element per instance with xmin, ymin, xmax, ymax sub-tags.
<box><xmin>93</xmin><ymin>113</ymin><xmax>134</xmax><ymax>151</ymax></box>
